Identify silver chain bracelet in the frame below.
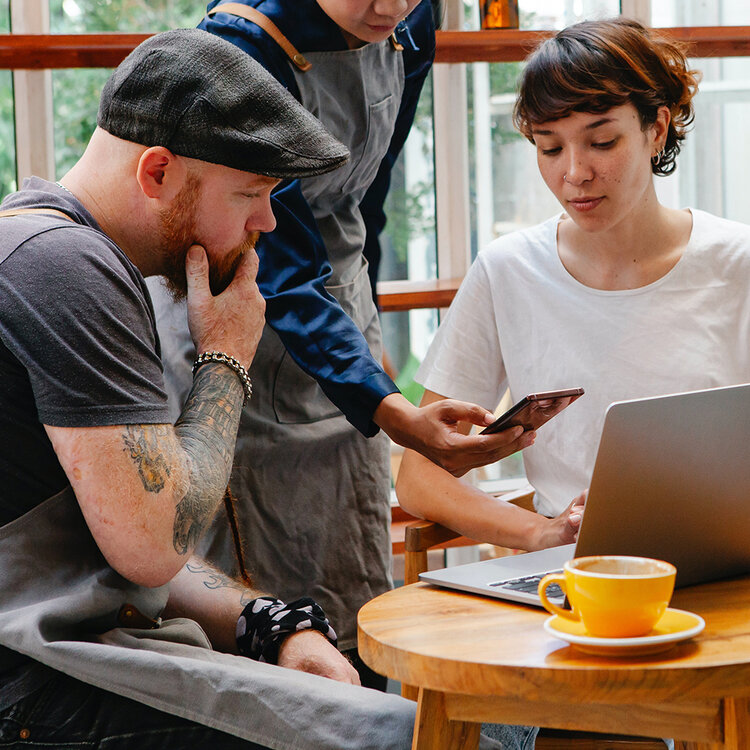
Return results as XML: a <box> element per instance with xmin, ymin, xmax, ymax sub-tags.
<box><xmin>192</xmin><ymin>351</ymin><xmax>253</xmax><ymax>404</ymax></box>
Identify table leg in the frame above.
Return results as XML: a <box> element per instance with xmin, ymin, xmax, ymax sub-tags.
<box><xmin>675</xmin><ymin>697</ymin><xmax>750</xmax><ymax>750</ymax></box>
<box><xmin>413</xmin><ymin>688</ymin><xmax>480</xmax><ymax>750</ymax></box>
<box><xmin>401</xmin><ymin>683</ymin><xmax>419</xmax><ymax>702</ymax></box>
<box><xmin>722</xmin><ymin>697</ymin><xmax>750</xmax><ymax>749</ymax></box>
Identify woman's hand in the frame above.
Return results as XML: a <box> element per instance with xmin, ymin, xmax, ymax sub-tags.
<box><xmin>531</xmin><ymin>490</ymin><xmax>587</xmax><ymax>550</ymax></box>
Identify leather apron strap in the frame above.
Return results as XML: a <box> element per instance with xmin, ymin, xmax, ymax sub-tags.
<box><xmin>207</xmin><ymin>3</ymin><xmax>312</xmax><ymax>71</ymax></box>
<box><xmin>0</xmin><ymin>207</ymin><xmax>75</xmax><ymax>221</ymax></box>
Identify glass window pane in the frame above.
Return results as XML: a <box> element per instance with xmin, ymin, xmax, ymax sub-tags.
<box><xmin>466</xmin><ymin>0</ymin><xmax>622</xmax><ymax>31</ymax></box>
<box><xmin>649</xmin><ymin>3</ymin><xmax>750</xmax><ymax>224</ymax></box>
<box><xmin>49</xmin><ymin>1</ymin><xmax>204</xmax><ymax>177</ymax></box>
<box><xmin>49</xmin><ymin>0</ymin><xmax>203</xmax><ymax>32</ymax></box>
<box><xmin>468</xmin><ymin>60</ymin><xmax>560</xmax><ymax>259</ymax></box>
<box><xmin>52</xmin><ymin>67</ymin><xmax>111</xmax><ymax>177</ymax></box>
<box><xmin>379</xmin><ymin>72</ymin><xmax>438</xmax><ymax>394</ymax></box>
<box><xmin>654</xmin><ymin>55</ymin><xmax>750</xmax><ymax>225</ymax></box>
<box><xmin>518</xmin><ymin>0</ymin><xmax>622</xmax><ymax>29</ymax></box>
<box><xmin>467</xmin><ymin>0</ymin><xmax>622</xmax><ymax>256</ymax></box>
<box><xmin>652</xmin><ymin>0</ymin><xmax>750</xmax><ymax>26</ymax></box>
<box><xmin>380</xmin><ymin>73</ymin><xmax>437</xmax><ymax>286</ymax></box>
<box><xmin>0</xmin><ymin>0</ymin><xmax>16</xmax><ymax>195</ymax></box>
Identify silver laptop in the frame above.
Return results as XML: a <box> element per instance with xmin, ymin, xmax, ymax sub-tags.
<box><xmin>420</xmin><ymin>382</ymin><xmax>750</xmax><ymax>606</ymax></box>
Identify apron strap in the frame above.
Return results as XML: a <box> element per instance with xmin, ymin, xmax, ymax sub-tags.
<box><xmin>207</xmin><ymin>3</ymin><xmax>312</xmax><ymax>72</ymax></box>
<box><xmin>0</xmin><ymin>207</ymin><xmax>75</xmax><ymax>221</ymax></box>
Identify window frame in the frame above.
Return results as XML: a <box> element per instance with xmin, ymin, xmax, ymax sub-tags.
<box><xmin>3</xmin><ymin>2</ymin><xmax>750</xmax><ymax>309</ymax></box>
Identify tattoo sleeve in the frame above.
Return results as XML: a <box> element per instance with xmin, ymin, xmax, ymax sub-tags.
<box><xmin>119</xmin><ymin>362</ymin><xmax>244</xmax><ymax>557</ymax></box>
<box><xmin>185</xmin><ymin>559</ymin><xmax>257</xmax><ymax>606</ymax></box>
<box><xmin>170</xmin><ymin>362</ymin><xmax>245</xmax><ymax>554</ymax></box>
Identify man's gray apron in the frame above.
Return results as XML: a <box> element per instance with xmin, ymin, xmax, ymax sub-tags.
<box><xmin>152</xmin><ymin>40</ymin><xmax>400</xmax><ymax>651</ymax></box>
<box><xmin>0</xmin><ymin>487</ymin><xmax>420</xmax><ymax>749</ymax></box>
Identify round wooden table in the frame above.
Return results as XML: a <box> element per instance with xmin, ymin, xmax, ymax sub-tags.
<box><xmin>358</xmin><ymin>578</ymin><xmax>750</xmax><ymax>749</ymax></box>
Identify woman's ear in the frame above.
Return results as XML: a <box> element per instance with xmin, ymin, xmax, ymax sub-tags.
<box><xmin>136</xmin><ymin>146</ymin><xmax>186</xmax><ymax>201</ymax></box>
<box><xmin>652</xmin><ymin>105</ymin><xmax>671</xmax><ymax>153</ymax></box>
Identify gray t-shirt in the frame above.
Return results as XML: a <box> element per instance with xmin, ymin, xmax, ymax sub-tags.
<box><xmin>0</xmin><ymin>177</ymin><xmax>171</xmax><ymax>707</ymax></box>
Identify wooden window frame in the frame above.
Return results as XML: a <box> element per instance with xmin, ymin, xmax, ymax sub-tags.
<box><xmin>1</xmin><ymin>21</ymin><xmax>749</xmax><ymax>310</ymax></box>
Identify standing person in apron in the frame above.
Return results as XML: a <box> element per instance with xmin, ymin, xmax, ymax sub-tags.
<box><xmin>149</xmin><ymin>0</ymin><xmax>535</xmax><ymax>686</ymax></box>
<box><xmin>0</xmin><ymin>29</ymin><xmax>430</xmax><ymax>750</ymax></box>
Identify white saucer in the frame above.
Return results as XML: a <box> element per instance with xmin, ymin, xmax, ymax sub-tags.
<box><xmin>544</xmin><ymin>608</ymin><xmax>705</xmax><ymax>656</ymax></box>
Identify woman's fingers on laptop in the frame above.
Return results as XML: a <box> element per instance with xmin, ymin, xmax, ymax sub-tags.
<box><xmin>566</xmin><ymin>490</ymin><xmax>588</xmax><ymax>533</ymax></box>
<box><xmin>536</xmin><ymin>497</ymin><xmax>584</xmax><ymax>548</ymax></box>
<box><xmin>571</xmin><ymin>489</ymin><xmax>587</xmax><ymax>512</ymax></box>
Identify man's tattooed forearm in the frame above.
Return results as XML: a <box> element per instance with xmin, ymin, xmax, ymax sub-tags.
<box><xmin>186</xmin><ymin>560</ymin><xmax>254</xmax><ymax>604</ymax></box>
<box><xmin>170</xmin><ymin>363</ymin><xmax>245</xmax><ymax>555</ymax></box>
<box><xmin>174</xmin><ymin>362</ymin><xmax>244</xmax><ymax>471</ymax></box>
<box><xmin>118</xmin><ymin>366</ymin><xmax>244</xmax><ymax>558</ymax></box>
<box><xmin>173</xmin><ymin>490</ymin><xmax>211</xmax><ymax>555</ymax></box>
<box><xmin>121</xmin><ymin>425</ymin><xmax>172</xmax><ymax>492</ymax></box>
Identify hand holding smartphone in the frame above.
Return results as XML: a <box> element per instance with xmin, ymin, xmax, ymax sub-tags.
<box><xmin>479</xmin><ymin>387</ymin><xmax>584</xmax><ymax>435</ymax></box>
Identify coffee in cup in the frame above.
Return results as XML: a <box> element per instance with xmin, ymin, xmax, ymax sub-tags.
<box><xmin>538</xmin><ymin>555</ymin><xmax>676</xmax><ymax>638</ymax></box>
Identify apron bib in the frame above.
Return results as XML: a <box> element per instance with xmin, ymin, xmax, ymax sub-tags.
<box><xmin>0</xmin><ymin>487</ymin><xmax>416</xmax><ymax>749</ymax></box>
<box><xmin>196</xmin><ymin>41</ymin><xmax>403</xmax><ymax>650</ymax></box>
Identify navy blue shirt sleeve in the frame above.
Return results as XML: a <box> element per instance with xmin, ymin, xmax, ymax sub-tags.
<box><xmin>259</xmin><ymin>182</ymin><xmax>397</xmax><ymax>436</ymax></box>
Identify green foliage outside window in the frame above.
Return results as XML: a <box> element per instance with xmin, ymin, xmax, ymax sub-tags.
<box><xmin>0</xmin><ymin>1</ymin><xmax>203</xmax><ymax>195</ymax></box>
<box><xmin>382</xmin><ymin>73</ymin><xmax>436</xmax><ymax>272</ymax></box>
<box><xmin>49</xmin><ymin>0</ymin><xmax>203</xmax><ymax>176</ymax></box>
<box><xmin>0</xmin><ymin>2</ymin><xmax>15</xmax><ymax>197</ymax></box>
<box><xmin>49</xmin><ymin>0</ymin><xmax>202</xmax><ymax>32</ymax></box>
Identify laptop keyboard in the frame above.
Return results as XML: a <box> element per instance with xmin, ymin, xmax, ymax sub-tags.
<box><xmin>489</xmin><ymin>570</ymin><xmax>564</xmax><ymax>600</ymax></box>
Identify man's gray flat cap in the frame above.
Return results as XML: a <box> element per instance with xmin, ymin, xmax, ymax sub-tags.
<box><xmin>97</xmin><ymin>28</ymin><xmax>349</xmax><ymax>179</ymax></box>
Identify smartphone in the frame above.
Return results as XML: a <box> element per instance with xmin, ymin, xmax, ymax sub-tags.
<box><xmin>479</xmin><ymin>387</ymin><xmax>584</xmax><ymax>435</ymax></box>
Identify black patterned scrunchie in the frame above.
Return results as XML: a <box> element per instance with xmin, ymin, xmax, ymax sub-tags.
<box><xmin>236</xmin><ymin>596</ymin><xmax>337</xmax><ymax>664</ymax></box>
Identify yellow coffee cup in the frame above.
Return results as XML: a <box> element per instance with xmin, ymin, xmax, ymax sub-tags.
<box><xmin>538</xmin><ymin>555</ymin><xmax>676</xmax><ymax>638</ymax></box>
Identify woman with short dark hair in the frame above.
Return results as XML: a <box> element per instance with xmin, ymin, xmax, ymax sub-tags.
<box><xmin>397</xmin><ymin>18</ymin><xmax>750</xmax><ymax>549</ymax></box>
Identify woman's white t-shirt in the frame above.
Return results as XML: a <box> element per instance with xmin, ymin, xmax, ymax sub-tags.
<box><xmin>417</xmin><ymin>209</ymin><xmax>750</xmax><ymax>516</ymax></box>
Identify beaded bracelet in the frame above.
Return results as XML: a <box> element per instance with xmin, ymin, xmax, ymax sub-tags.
<box><xmin>236</xmin><ymin>596</ymin><xmax>337</xmax><ymax>664</ymax></box>
<box><xmin>192</xmin><ymin>351</ymin><xmax>253</xmax><ymax>404</ymax></box>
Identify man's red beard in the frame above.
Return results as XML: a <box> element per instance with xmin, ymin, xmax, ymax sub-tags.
<box><xmin>159</xmin><ymin>174</ymin><xmax>259</xmax><ymax>301</ymax></box>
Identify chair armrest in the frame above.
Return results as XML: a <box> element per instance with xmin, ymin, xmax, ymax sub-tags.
<box><xmin>404</xmin><ymin>519</ymin><xmax>462</xmax><ymax>553</ymax></box>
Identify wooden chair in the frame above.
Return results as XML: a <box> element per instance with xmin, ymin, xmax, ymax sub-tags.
<box><xmin>401</xmin><ymin>488</ymin><xmax>667</xmax><ymax>750</ymax></box>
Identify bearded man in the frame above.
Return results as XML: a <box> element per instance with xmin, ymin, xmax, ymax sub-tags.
<box><xmin>0</xmin><ymin>28</ymin><xmax>432</xmax><ymax>750</ymax></box>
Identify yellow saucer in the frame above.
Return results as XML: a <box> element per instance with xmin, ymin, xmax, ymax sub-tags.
<box><xmin>544</xmin><ymin>608</ymin><xmax>705</xmax><ymax>656</ymax></box>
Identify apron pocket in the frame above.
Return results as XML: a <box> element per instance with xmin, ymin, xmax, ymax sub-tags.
<box><xmin>341</xmin><ymin>94</ymin><xmax>397</xmax><ymax>195</ymax></box>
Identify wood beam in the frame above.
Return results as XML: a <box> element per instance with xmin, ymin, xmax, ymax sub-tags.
<box><xmin>377</xmin><ymin>278</ymin><xmax>461</xmax><ymax>312</ymax></box>
<box><xmin>1</xmin><ymin>27</ymin><xmax>749</xmax><ymax>70</ymax></box>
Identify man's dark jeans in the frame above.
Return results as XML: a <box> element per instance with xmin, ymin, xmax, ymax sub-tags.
<box><xmin>0</xmin><ymin>671</ymin><xmax>269</xmax><ymax>749</ymax></box>
<box><xmin>1</xmin><ymin>667</ymin><xmax>540</xmax><ymax>750</ymax></box>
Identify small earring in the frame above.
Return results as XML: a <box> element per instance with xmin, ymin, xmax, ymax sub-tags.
<box><xmin>652</xmin><ymin>148</ymin><xmax>665</xmax><ymax>166</ymax></box>
<box><xmin>563</xmin><ymin>174</ymin><xmax>568</xmax><ymax>183</ymax></box>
